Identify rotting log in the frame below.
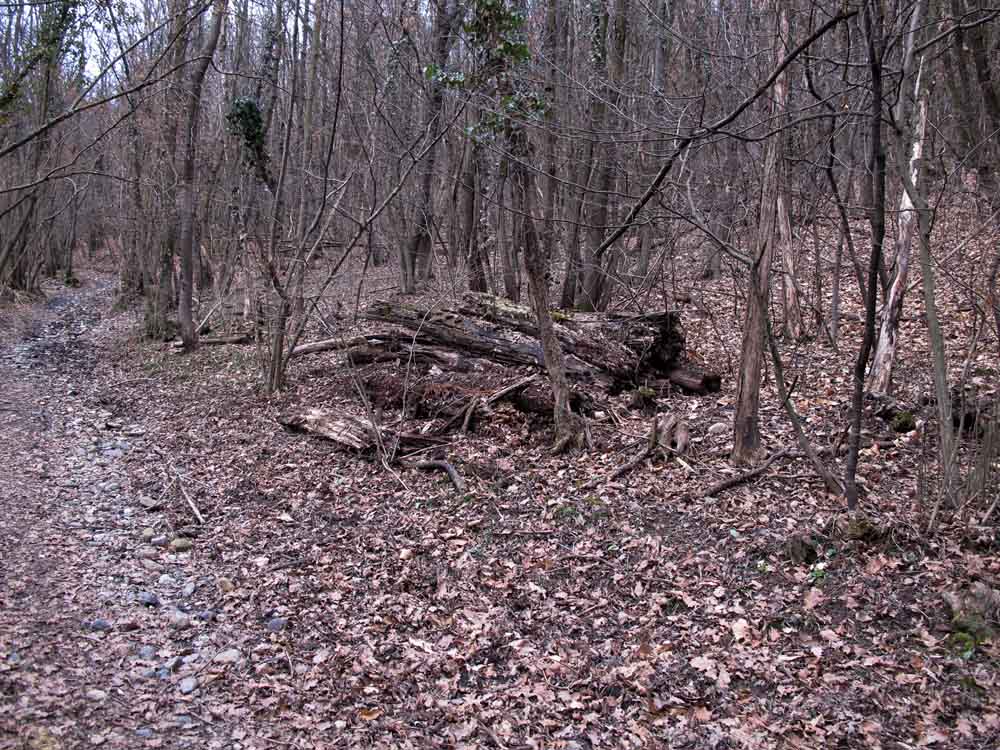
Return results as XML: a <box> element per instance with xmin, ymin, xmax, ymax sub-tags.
<box><xmin>361</xmin><ymin>298</ymin><xmax>610</xmax><ymax>384</ymax></box>
<box><xmin>278</xmin><ymin>408</ymin><xmax>446</xmax><ymax>454</ymax></box>
<box><xmin>647</xmin><ymin>369</ymin><xmax>722</xmax><ymax>396</ymax></box>
<box><xmin>345</xmin><ymin>344</ymin><xmax>468</xmax><ymax>371</ymax></box>
<box><xmin>358</xmin><ymin>294</ymin><xmax>713</xmax><ymax>391</ymax></box>
<box><xmin>460</xmin><ymin>293</ymin><xmax>686</xmax><ymax>372</ymax></box>
<box><xmin>172</xmin><ymin>333</ymin><xmax>253</xmax><ymax>349</ymax></box>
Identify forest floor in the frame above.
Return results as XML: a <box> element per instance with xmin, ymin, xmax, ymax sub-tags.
<box><xmin>1</xmin><ymin>258</ymin><xmax>999</xmax><ymax>749</ymax></box>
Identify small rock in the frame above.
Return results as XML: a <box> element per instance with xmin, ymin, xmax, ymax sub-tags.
<box><xmin>163</xmin><ymin>656</ymin><xmax>183</xmax><ymax>672</ymax></box>
<box><xmin>168</xmin><ymin>611</ymin><xmax>191</xmax><ymax>630</ymax></box>
<box><xmin>266</xmin><ymin>617</ymin><xmax>288</xmax><ymax>633</ymax></box>
<box><xmin>179</xmin><ymin>677</ymin><xmax>198</xmax><ymax>695</ymax></box>
<box><xmin>181</xmin><ymin>582</ymin><xmax>196</xmax><ymax>598</ymax></box>
<box><xmin>137</xmin><ymin>591</ymin><xmax>160</xmax><ymax>607</ymax></box>
<box><xmin>138</xmin><ymin>645</ymin><xmax>156</xmax><ymax>660</ymax></box>
<box><xmin>169</xmin><ymin>538</ymin><xmax>193</xmax><ymax>553</ymax></box>
<box><xmin>141</xmin><ymin>528</ymin><xmax>155</xmax><ymax>542</ymax></box>
<box><xmin>88</xmin><ymin>618</ymin><xmax>113</xmax><ymax>632</ymax></box>
<box><xmin>213</xmin><ymin>648</ymin><xmax>242</xmax><ymax>665</ymax></box>
<box><xmin>117</xmin><ymin>620</ymin><xmax>140</xmax><ymax>632</ymax></box>
<box><xmin>708</xmin><ymin>422</ymin><xmax>728</xmax><ymax>436</ymax></box>
<box><xmin>217</xmin><ymin>577</ymin><xmax>234</xmax><ymax>593</ymax></box>
<box><xmin>135</xmin><ymin>728</ymin><xmax>154</xmax><ymax>739</ymax></box>
<box><xmin>139</xmin><ymin>495</ymin><xmax>160</xmax><ymax>511</ymax></box>
<box><xmin>197</xmin><ymin>610</ymin><xmax>216</xmax><ymax>622</ymax></box>
<box><xmin>86</xmin><ymin>688</ymin><xmax>108</xmax><ymax>701</ymax></box>
<box><xmin>150</xmin><ymin>535</ymin><xmax>169</xmax><ymax>547</ymax></box>
<box><xmin>158</xmin><ymin>574</ymin><xmax>176</xmax><ymax>586</ymax></box>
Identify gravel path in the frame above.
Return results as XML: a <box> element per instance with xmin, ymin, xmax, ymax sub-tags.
<box><xmin>0</xmin><ymin>279</ymin><xmax>237</xmax><ymax>749</ymax></box>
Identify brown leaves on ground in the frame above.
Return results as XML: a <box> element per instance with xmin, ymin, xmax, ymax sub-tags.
<box><xmin>3</xmin><ymin>211</ymin><xmax>1000</xmax><ymax>749</ymax></box>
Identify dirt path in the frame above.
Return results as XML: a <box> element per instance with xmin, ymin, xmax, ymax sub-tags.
<box><xmin>0</xmin><ymin>278</ymin><xmax>240</xmax><ymax>749</ymax></box>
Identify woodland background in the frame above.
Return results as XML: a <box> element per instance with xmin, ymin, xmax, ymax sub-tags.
<box><xmin>2</xmin><ymin>0</ymin><xmax>1000</xmax><ymax>746</ymax></box>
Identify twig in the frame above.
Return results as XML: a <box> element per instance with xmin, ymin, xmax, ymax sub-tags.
<box><xmin>442</xmin><ymin>375</ymin><xmax>539</xmax><ymax>434</ymax></box>
<box><xmin>195</xmin><ymin>299</ymin><xmax>223</xmax><ymax>334</ymax></box>
<box><xmin>175</xmin><ymin>469</ymin><xmax>206</xmax><ymax>524</ymax></box>
<box><xmin>152</xmin><ymin>446</ymin><xmax>206</xmax><ymax>524</ymax></box>
<box><xmin>581</xmin><ymin>416</ymin><xmax>671</xmax><ymax>490</ymax></box>
<box><xmin>407</xmin><ymin>459</ymin><xmax>466</xmax><ymax>492</ymax></box>
<box><xmin>701</xmin><ymin>449</ymin><xmax>790</xmax><ymax>498</ymax></box>
<box><xmin>460</xmin><ymin>397</ymin><xmax>481</xmax><ymax>433</ymax></box>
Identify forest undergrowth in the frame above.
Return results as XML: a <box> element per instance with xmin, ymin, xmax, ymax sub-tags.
<box><xmin>2</xmin><ymin>201</ymin><xmax>999</xmax><ymax>749</ymax></box>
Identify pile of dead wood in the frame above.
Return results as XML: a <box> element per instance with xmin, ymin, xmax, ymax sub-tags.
<box><xmin>291</xmin><ymin>292</ymin><xmax>720</xmax><ymax>395</ymax></box>
<box><xmin>280</xmin><ymin>294</ymin><xmax>717</xmax><ymax>487</ymax></box>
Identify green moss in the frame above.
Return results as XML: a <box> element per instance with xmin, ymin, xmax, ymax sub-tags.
<box><xmin>952</xmin><ymin>612</ymin><xmax>994</xmax><ymax>642</ymax></box>
<box><xmin>948</xmin><ymin>631</ymin><xmax>977</xmax><ymax>659</ymax></box>
<box><xmin>892</xmin><ymin>411</ymin><xmax>916</xmax><ymax>433</ymax></box>
<box><xmin>843</xmin><ymin>515</ymin><xmax>881</xmax><ymax>543</ymax></box>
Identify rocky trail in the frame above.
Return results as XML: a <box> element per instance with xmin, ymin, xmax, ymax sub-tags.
<box><xmin>0</xmin><ymin>278</ymin><xmax>249</xmax><ymax>749</ymax></box>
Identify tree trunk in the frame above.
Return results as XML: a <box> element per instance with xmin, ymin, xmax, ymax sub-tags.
<box><xmin>844</xmin><ymin>0</ymin><xmax>887</xmax><ymax>510</ymax></box>
<box><xmin>731</xmin><ymin>136</ymin><xmax>778</xmax><ymax>464</ymax></box>
<box><xmin>177</xmin><ymin>0</ymin><xmax>228</xmax><ymax>352</ymax></box>
<box><xmin>581</xmin><ymin>0</ymin><xmax>628</xmax><ymax>312</ymax></box>
<box><xmin>731</xmin><ymin>2</ymin><xmax>788</xmax><ymax>464</ymax></box>
<box><xmin>402</xmin><ymin>0</ymin><xmax>460</xmax><ymax>292</ymax></box>
<box><xmin>144</xmin><ymin>0</ymin><xmax>191</xmax><ymax>338</ymax></box>
<box><xmin>870</xmin><ymin>65</ymin><xmax>927</xmax><ymax>395</ymax></box>
<box><xmin>775</xmin><ymin>4</ymin><xmax>804</xmax><ymax>340</ymax></box>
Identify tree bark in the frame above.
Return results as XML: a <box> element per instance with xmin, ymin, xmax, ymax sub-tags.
<box><xmin>870</xmin><ymin>69</ymin><xmax>926</xmax><ymax>394</ymax></box>
<box><xmin>731</xmin><ymin>2</ymin><xmax>788</xmax><ymax>464</ymax></box>
<box><xmin>774</xmin><ymin>4</ymin><xmax>805</xmax><ymax>340</ymax></box>
<box><xmin>177</xmin><ymin>0</ymin><xmax>229</xmax><ymax>352</ymax></box>
<box><xmin>844</xmin><ymin>0</ymin><xmax>888</xmax><ymax>511</ymax></box>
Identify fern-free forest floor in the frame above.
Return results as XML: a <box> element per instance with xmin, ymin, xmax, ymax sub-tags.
<box><xmin>0</xmin><ymin>264</ymin><xmax>997</xmax><ymax>749</ymax></box>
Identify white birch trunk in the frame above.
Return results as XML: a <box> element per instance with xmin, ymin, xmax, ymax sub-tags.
<box><xmin>870</xmin><ymin>74</ymin><xmax>927</xmax><ymax>395</ymax></box>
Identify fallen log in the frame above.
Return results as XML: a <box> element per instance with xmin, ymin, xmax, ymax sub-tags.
<box><xmin>661</xmin><ymin>369</ymin><xmax>722</xmax><ymax>395</ymax></box>
<box><xmin>360</xmin><ymin>295</ymin><xmax>713</xmax><ymax>390</ymax></box>
<box><xmin>278</xmin><ymin>408</ymin><xmax>446</xmax><ymax>454</ymax></box>
<box><xmin>172</xmin><ymin>333</ymin><xmax>253</xmax><ymax>349</ymax></box>
<box><xmin>362</xmin><ymin>299</ymin><xmax>611</xmax><ymax>384</ymax></box>
<box><xmin>346</xmin><ymin>343</ymin><xmax>467</xmax><ymax>371</ymax></box>
<box><xmin>457</xmin><ymin>293</ymin><xmax>684</xmax><ymax>379</ymax></box>
<box><xmin>290</xmin><ymin>334</ymin><xmax>372</xmax><ymax>357</ymax></box>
